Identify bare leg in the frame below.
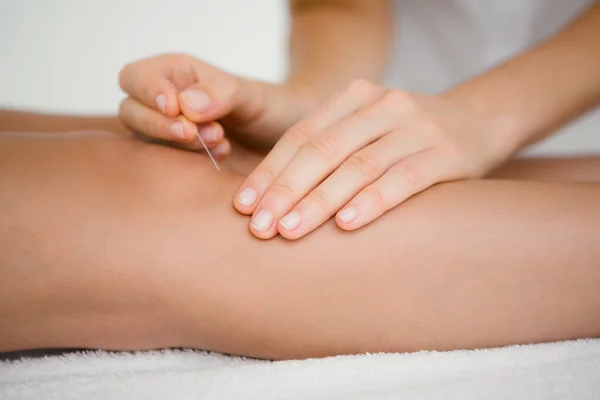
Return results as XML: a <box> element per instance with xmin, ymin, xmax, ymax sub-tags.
<box><xmin>489</xmin><ymin>156</ymin><xmax>600</xmax><ymax>182</ymax></box>
<box><xmin>1</xmin><ymin>132</ymin><xmax>599</xmax><ymax>359</ymax></box>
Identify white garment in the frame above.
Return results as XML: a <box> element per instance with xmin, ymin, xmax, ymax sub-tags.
<box><xmin>384</xmin><ymin>0</ymin><xmax>594</xmax><ymax>93</ymax></box>
<box><xmin>383</xmin><ymin>0</ymin><xmax>600</xmax><ymax>156</ymax></box>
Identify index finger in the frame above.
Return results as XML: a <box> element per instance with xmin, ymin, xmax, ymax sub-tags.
<box><xmin>233</xmin><ymin>79</ymin><xmax>385</xmax><ymax>216</ymax></box>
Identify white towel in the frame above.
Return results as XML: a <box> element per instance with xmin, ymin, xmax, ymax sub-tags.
<box><xmin>2</xmin><ymin>339</ymin><xmax>599</xmax><ymax>399</ymax></box>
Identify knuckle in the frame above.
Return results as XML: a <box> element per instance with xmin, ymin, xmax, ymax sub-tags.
<box><xmin>254</xmin><ymin>166</ymin><xmax>278</xmax><ymax>183</ymax></box>
<box><xmin>166</xmin><ymin>52</ymin><xmax>191</xmax><ymax>64</ymax></box>
<box><xmin>319</xmin><ymin>99</ymin><xmax>339</xmax><ymax>115</ymax></box>
<box><xmin>117</xmin><ymin>99</ymin><xmax>136</xmax><ymax>132</ymax></box>
<box><xmin>117</xmin><ymin>97</ymin><xmax>129</xmax><ymax>117</ymax></box>
<box><xmin>380</xmin><ymin>90</ymin><xmax>415</xmax><ymax>113</ymax></box>
<box><xmin>212</xmin><ymin>71</ymin><xmax>239</xmax><ymax>101</ymax></box>
<box><xmin>305</xmin><ymin>135</ymin><xmax>338</xmax><ymax>159</ymax></box>
<box><xmin>269</xmin><ymin>181</ymin><xmax>297</xmax><ymax>199</ymax></box>
<box><xmin>344</xmin><ymin>153</ymin><xmax>378</xmax><ymax>178</ymax></box>
<box><xmin>347</xmin><ymin>78</ymin><xmax>377</xmax><ymax>95</ymax></box>
<box><xmin>118</xmin><ymin>64</ymin><xmax>133</xmax><ymax>91</ymax></box>
<box><xmin>418</xmin><ymin>112</ymin><xmax>440</xmax><ymax>132</ymax></box>
<box><xmin>284</xmin><ymin>124</ymin><xmax>313</xmax><ymax>147</ymax></box>
<box><xmin>366</xmin><ymin>186</ymin><xmax>388</xmax><ymax>209</ymax></box>
<box><xmin>226</xmin><ymin>76</ymin><xmax>240</xmax><ymax>102</ymax></box>
<box><xmin>326</xmin><ymin>88</ymin><xmax>345</xmax><ymax>104</ymax></box>
<box><xmin>306</xmin><ymin>190</ymin><xmax>329</xmax><ymax>210</ymax></box>
<box><xmin>356</xmin><ymin>100</ymin><xmax>389</xmax><ymax>121</ymax></box>
<box><xmin>390</xmin><ymin>162</ymin><xmax>418</xmax><ymax>187</ymax></box>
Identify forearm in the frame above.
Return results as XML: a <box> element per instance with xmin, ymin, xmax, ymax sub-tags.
<box><xmin>0</xmin><ymin>109</ymin><xmax>129</xmax><ymax>135</ymax></box>
<box><xmin>286</xmin><ymin>0</ymin><xmax>393</xmax><ymax>103</ymax></box>
<box><xmin>237</xmin><ymin>0</ymin><xmax>393</xmax><ymax>146</ymax></box>
<box><xmin>2</xmin><ymin>132</ymin><xmax>599</xmax><ymax>359</ymax></box>
<box><xmin>446</xmin><ymin>1</ymin><xmax>600</xmax><ymax>152</ymax></box>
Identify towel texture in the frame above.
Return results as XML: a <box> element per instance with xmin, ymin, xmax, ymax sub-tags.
<box><xmin>2</xmin><ymin>339</ymin><xmax>599</xmax><ymax>399</ymax></box>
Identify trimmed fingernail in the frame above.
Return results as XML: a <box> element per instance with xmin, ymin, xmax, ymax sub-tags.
<box><xmin>156</xmin><ymin>94</ymin><xmax>167</xmax><ymax>113</ymax></box>
<box><xmin>170</xmin><ymin>122</ymin><xmax>186</xmax><ymax>139</ymax></box>
<box><xmin>180</xmin><ymin>90</ymin><xmax>211</xmax><ymax>113</ymax></box>
<box><xmin>237</xmin><ymin>187</ymin><xmax>257</xmax><ymax>207</ymax></box>
<box><xmin>212</xmin><ymin>141</ymin><xmax>229</xmax><ymax>155</ymax></box>
<box><xmin>251</xmin><ymin>209</ymin><xmax>273</xmax><ymax>232</ymax></box>
<box><xmin>338</xmin><ymin>207</ymin><xmax>357</xmax><ymax>224</ymax></box>
<box><xmin>279</xmin><ymin>211</ymin><xmax>301</xmax><ymax>232</ymax></box>
<box><xmin>198</xmin><ymin>126</ymin><xmax>219</xmax><ymax>143</ymax></box>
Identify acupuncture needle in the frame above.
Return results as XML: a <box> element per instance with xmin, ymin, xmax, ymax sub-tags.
<box><xmin>196</xmin><ymin>130</ymin><xmax>220</xmax><ymax>171</ymax></box>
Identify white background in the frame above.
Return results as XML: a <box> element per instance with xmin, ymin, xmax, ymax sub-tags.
<box><xmin>0</xmin><ymin>0</ymin><xmax>288</xmax><ymax>113</ymax></box>
<box><xmin>0</xmin><ymin>0</ymin><xmax>598</xmax><ymax>155</ymax></box>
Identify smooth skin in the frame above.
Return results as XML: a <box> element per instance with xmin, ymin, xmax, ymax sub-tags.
<box><xmin>116</xmin><ymin>1</ymin><xmax>600</xmax><ymax>240</ymax></box>
<box><xmin>0</xmin><ymin>129</ymin><xmax>599</xmax><ymax>360</ymax></box>
<box><xmin>238</xmin><ymin>1</ymin><xmax>600</xmax><ymax>240</ymax></box>
<box><xmin>117</xmin><ymin>54</ymin><xmax>316</xmax><ymax>155</ymax></box>
<box><xmin>116</xmin><ymin>1</ymin><xmax>391</xmax><ymax>154</ymax></box>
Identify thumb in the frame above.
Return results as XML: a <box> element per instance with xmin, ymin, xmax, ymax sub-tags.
<box><xmin>178</xmin><ymin>73</ymin><xmax>243</xmax><ymax>124</ymax></box>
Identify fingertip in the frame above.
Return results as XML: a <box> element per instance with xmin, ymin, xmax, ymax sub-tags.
<box><xmin>211</xmin><ymin>139</ymin><xmax>231</xmax><ymax>161</ymax></box>
<box><xmin>248</xmin><ymin>224</ymin><xmax>278</xmax><ymax>240</ymax></box>
<box><xmin>197</xmin><ymin>122</ymin><xmax>224</xmax><ymax>145</ymax></box>
<box><xmin>335</xmin><ymin>217</ymin><xmax>367</xmax><ymax>232</ymax></box>
<box><xmin>179</xmin><ymin>86</ymin><xmax>213</xmax><ymax>121</ymax></box>
<box><xmin>277</xmin><ymin>223</ymin><xmax>304</xmax><ymax>241</ymax></box>
<box><xmin>277</xmin><ymin>210</ymin><xmax>304</xmax><ymax>240</ymax></box>
<box><xmin>335</xmin><ymin>219</ymin><xmax>355</xmax><ymax>231</ymax></box>
<box><xmin>278</xmin><ymin>228</ymin><xmax>302</xmax><ymax>240</ymax></box>
<box><xmin>249</xmin><ymin>208</ymin><xmax>279</xmax><ymax>239</ymax></box>
<box><xmin>233</xmin><ymin>203</ymin><xmax>253</xmax><ymax>215</ymax></box>
<box><xmin>118</xmin><ymin>58</ymin><xmax>181</xmax><ymax>117</ymax></box>
<box><xmin>169</xmin><ymin>116</ymin><xmax>198</xmax><ymax>143</ymax></box>
<box><xmin>335</xmin><ymin>206</ymin><xmax>361</xmax><ymax>231</ymax></box>
<box><xmin>234</xmin><ymin>186</ymin><xmax>258</xmax><ymax>215</ymax></box>
<box><xmin>156</xmin><ymin>94</ymin><xmax>168</xmax><ymax>114</ymax></box>
<box><xmin>234</xmin><ymin>203</ymin><xmax>255</xmax><ymax>215</ymax></box>
<box><xmin>156</xmin><ymin>91</ymin><xmax>180</xmax><ymax>118</ymax></box>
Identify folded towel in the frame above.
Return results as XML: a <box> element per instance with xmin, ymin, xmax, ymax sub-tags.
<box><xmin>2</xmin><ymin>339</ymin><xmax>599</xmax><ymax>399</ymax></box>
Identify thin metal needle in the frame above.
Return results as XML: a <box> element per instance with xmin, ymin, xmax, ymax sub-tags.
<box><xmin>195</xmin><ymin>130</ymin><xmax>220</xmax><ymax>171</ymax></box>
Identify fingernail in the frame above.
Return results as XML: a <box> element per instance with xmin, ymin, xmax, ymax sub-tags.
<box><xmin>279</xmin><ymin>211</ymin><xmax>301</xmax><ymax>231</ymax></box>
<box><xmin>198</xmin><ymin>125</ymin><xmax>219</xmax><ymax>143</ymax></box>
<box><xmin>180</xmin><ymin>90</ymin><xmax>211</xmax><ymax>113</ymax></box>
<box><xmin>170</xmin><ymin>122</ymin><xmax>186</xmax><ymax>139</ymax></box>
<box><xmin>237</xmin><ymin>187</ymin><xmax>257</xmax><ymax>207</ymax></box>
<box><xmin>251</xmin><ymin>209</ymin><xmax>273</xmax><ymax>232</ymax></box>
<box><xmin>156</xmin><ymin>94</ymin><xmax>167</xmax><ymax>113</ymax></box>
<box><xmin>212</xmin><ymin>141</ymin><xmax>229</xmax><ymax>156</ymax></box>
<box><xmin>338</xmin><ymin>207</ymin><xmax>357</xmax><ymax>224</ymax></box>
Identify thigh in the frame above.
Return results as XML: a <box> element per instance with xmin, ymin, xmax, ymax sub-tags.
<box><xmin>488</xmin><ymin>155</ymin><xmax>600</xmax><ymax>182</ymax></box>
<box><xmin>3</xmin><ymin>132</ymin><xmax>600</xmax><ymax>359</ymax></box>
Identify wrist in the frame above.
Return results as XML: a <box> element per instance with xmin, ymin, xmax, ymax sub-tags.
<box><xmin>284</xmin><ymin>73</ymin><xmax>339</xmax><ymax>106</ymax></box>
<box><xmin>281</xmin><ymin>81</ymin><xmax>320</xmax><ymax>114</ymax></box>
<box><xmin>443</xmin><ymin>86</ymin><xmax>527</xmax><ymax>163</ymax></box>
<box><xmin>228</xmin><ymin>77</ymin><xmax>318</xmax><ymax>147</ymax></box>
